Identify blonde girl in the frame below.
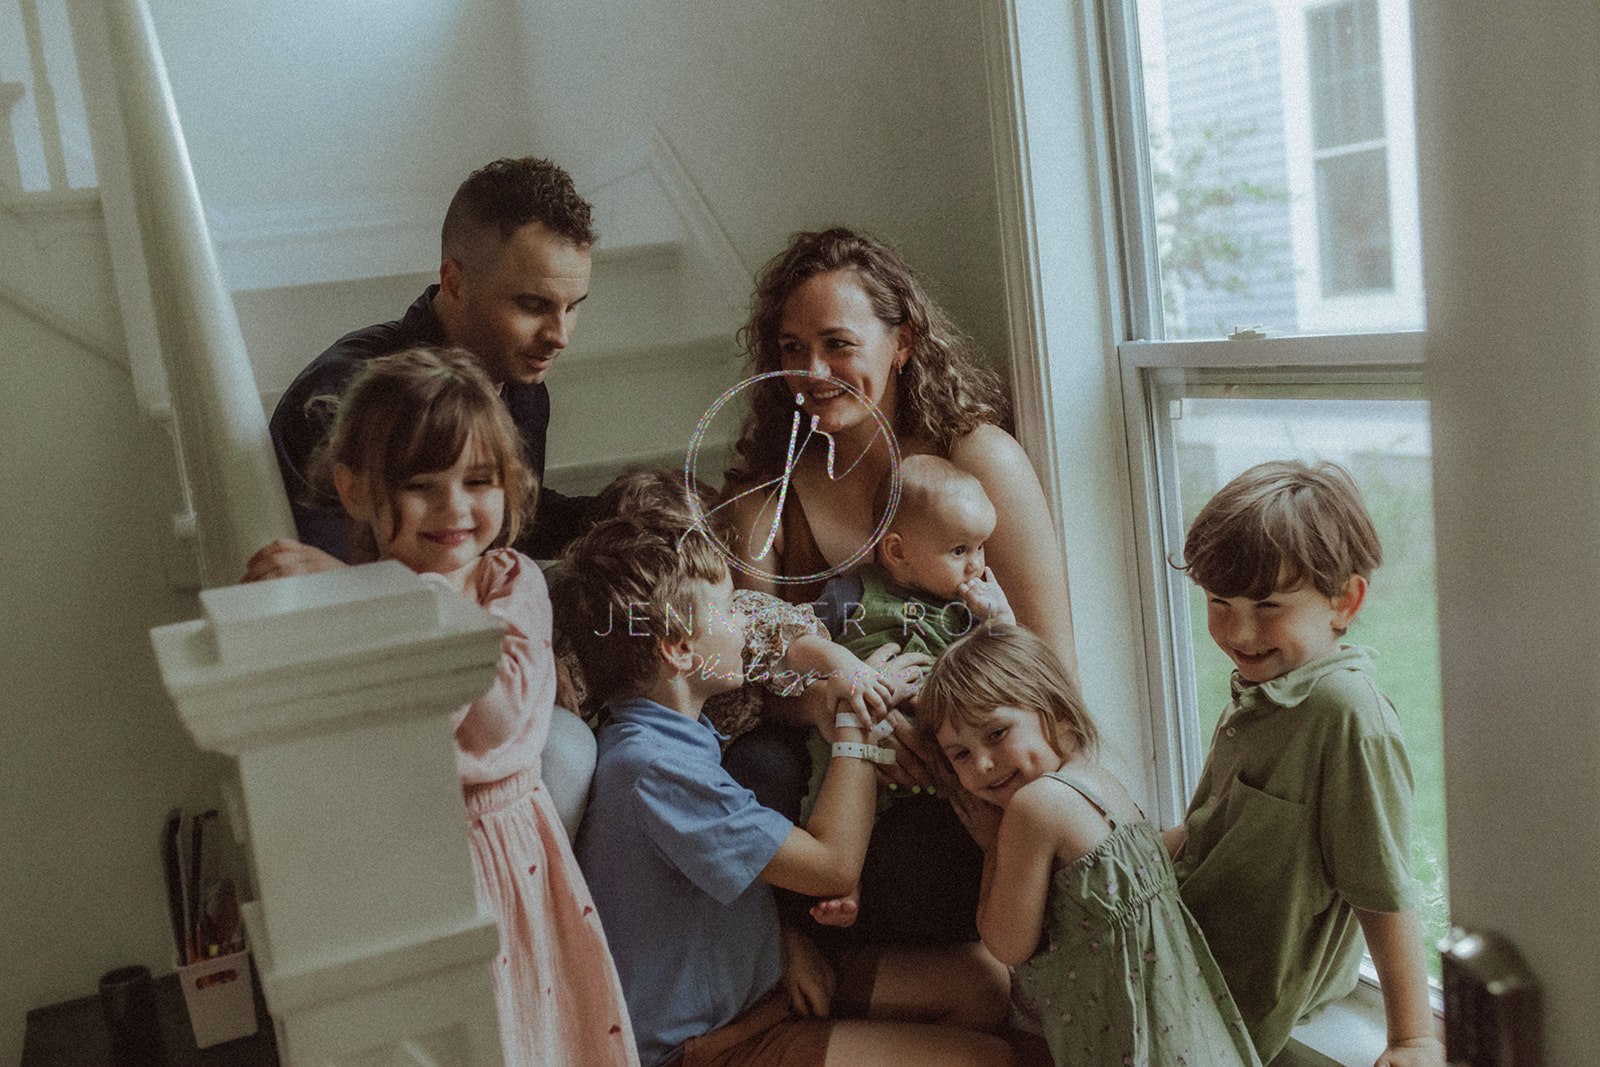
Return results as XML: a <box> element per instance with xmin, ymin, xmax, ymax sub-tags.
<box><xmin>919</xmin><ymin>624</ymin><xmax>1260</xmax><ymax>1067</ymax></box>
<box><xmin>243</xmin><ymin>347</ymin><xmax>637</xmax><ymax>1067</ymax></box>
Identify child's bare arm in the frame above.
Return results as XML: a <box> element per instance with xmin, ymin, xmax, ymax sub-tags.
<box><xmin>1354</xmin><ymin>907</ymin><xmax>1444</xmax><ymax>1067</ymax></box>
<box><xmin>759</xmin><ymin>723</ymin><xmax>878</xmax><ymax>897</ymax></box>
<box><xmin>972</xmin><ymin>786</ymin><xmax>1057</xmax><ymax>966</ymax></box>
<box><xmin>785</xmin><ymin>635</ymin><xmax>896</xmax><ymax>728</ymax></box>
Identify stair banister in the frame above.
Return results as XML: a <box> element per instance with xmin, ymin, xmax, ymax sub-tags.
<box><xmin>90</xmin><ymin>0</ymin><xmax>295</xmax><ymax>588</ymax></box>
<box><xmin>68</xmin><ymin>0</ymin><xmax>510</xmax><ymax>1060</ymax></box>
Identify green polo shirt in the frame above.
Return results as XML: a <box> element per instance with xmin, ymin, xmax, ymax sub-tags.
<box><xmin>1175</xmin><ymin>646</ymin><xmax>1417</xmax><ymax>1062</ymax></box>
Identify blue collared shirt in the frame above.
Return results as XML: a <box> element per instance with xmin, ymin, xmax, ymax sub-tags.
<box><xmin>576</xmin><ymin>697</ymin><xmax>793</xmax><ymax>1067</ymax></box>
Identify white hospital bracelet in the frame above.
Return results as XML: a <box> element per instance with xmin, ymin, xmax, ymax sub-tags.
<box><xmin>831</xmin><ymin>741</ymin><xmax>897</xmax><ymax>765</ymax></box>
<box><xmin>834</xmin><ymin>712</ymin><xmax>897</xmax><ymax>742</ymax></box>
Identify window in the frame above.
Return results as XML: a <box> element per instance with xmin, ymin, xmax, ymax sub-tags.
<box><xmin>0</xmin><ymin>0</ymin><xmax>97</xmax><ymax>193</ymax></box>
<box><xmin>1117</xmin><ymin>0</ymin><xmax>1448</xmax><ymax>977</ymax></box>
<box><xmin>1307</xmin><ymin>0</ymin><xmax>1391</xmax><ymax>296</ymax></box>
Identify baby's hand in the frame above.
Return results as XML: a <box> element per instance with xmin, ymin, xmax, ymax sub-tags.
<box><xmin>242</xmin><ymin>539</ymin><xmax>346</xmax><ymax>583</ymax></box>
<box><xmin>1373</xmin><ymin>1037</ymin><xmax>1444</xmax><ymax>1067</ymax></box>
<box><xmin>866</xmin><ymin>644</ymin><xmax>934</xmax><ymax>707</ymax></box>
<box><xmin>958</xmin><ymin>567</ymin><xmax>1015</xmax><ymax>625</ymax></box>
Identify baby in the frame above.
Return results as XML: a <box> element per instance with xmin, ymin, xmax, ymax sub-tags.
<box><xmin>803</xmin><ymin>454</ymin><xmax>1016</xmax><ymax>925</ymax></box>
<box><xmin>812</xmin><ymin>453</ymin><xmax>1014</xmax><ymax>659</ymax></box>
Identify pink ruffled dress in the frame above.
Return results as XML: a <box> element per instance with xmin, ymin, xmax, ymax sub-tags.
<box><xmin>454</xmin><ymin>549</ymin><xmax>638</xmax><ymax>1067</ymax></box>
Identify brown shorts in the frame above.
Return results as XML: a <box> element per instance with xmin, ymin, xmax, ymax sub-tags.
<box><xmin>680</xmin><ymin>948</ymin><xmax>880</xmax><ymax>1067</ymax></box>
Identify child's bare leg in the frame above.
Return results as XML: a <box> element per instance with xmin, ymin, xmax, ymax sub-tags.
<box><xmin>809</xmin><ymin>885</ymin><xmax>860</xmax><ymax>927</ymax></box>
<box><xmin>824</xmin><ymin>1020</ymin><xmax>1014</xmax><ymax>1066</ymax></box>
<box><xmin>868</xmin><ymin>941</ymin><xmax>1010</xmax><ymax>1032</ymax></box>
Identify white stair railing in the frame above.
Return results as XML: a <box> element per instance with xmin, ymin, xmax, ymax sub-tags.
<box><xmin>72</xmin><ymin>0</ymin><xmax>292</xmax><ymax>586</ymax></box>
<box><xmin>67</xmin><ymin>0</ymin><xmax>509</xmax><ymax>1061</ymax></box>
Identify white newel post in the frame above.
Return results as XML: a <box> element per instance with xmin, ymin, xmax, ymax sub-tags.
<box><xmin>150</xmin><ymin>562</ymin><xmax>508</xmax><ymax>1065</ymax></box>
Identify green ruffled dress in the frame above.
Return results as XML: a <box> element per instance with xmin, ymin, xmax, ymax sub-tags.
<box><xmin>1014</xmin><ymin>772</ymin><xmax>1262</xmax><ymax>1067</ymax></box>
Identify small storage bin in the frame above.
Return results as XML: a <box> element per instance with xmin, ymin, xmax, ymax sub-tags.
<box><xmin>174</xmin><ymin>948</ymin><xmax>259</xmax><ymax>1048</ymax></box>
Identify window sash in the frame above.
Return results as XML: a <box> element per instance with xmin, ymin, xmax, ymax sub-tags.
<box><xmin>1117</xmin><ymin>332</ymin><xmax>1424</xmax><ymax>821</ymax></box>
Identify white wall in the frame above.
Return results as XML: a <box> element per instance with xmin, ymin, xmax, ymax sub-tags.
<box><xmin>505</xmin><ymin>0</ymin><xmax>1009</xmax><ymax>363</ymax></box>
<box><xmin>145</xmin><ymin>0</ymin><xmax>1010</xmax><ymax>365</ymax></box>
<box><xmin>1416</xmin><ymin>0</ymin><xmax>1600</xmax><ymax>1057</ymax></box>
<box><xmin>0</xmin><ymin>246</ymin><xmax>229</xmax><ymax>1061</ymax></box>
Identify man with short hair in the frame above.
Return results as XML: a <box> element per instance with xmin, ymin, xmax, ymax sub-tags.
<box><xmin>267</xmin><ymin>156</ymin><xmax>597</xmax><ymax>564</ymax></box>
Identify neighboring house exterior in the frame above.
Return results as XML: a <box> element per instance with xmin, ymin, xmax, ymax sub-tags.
<box><xmin>1142</xmin><ymin>0</ymin><xmax>1423</xmax><ymax>337</ymax></box>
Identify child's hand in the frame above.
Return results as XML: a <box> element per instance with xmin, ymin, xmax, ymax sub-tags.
<box><xmin>957</xmin><ymin>567</ymin><xmax>1015</xmax><ymax>625</ymax></box>
<box><xmin>815</xmin><ymin>664</ymin><xmax>895</xmax><ymax>734</ymax></box>
<box><xmin>554</xmin><ymin>658</ymin><xmax>581</xmax><ymax>712</ymax></box>
<box><xmin>1373</xmin><ymin>1037</ymin><xmax>1444</xmax><ymax>1067</ymax></box>
<box><xmin>865</xmin><ymin>644</ymin><xmax>934</xmax><ymax>707</ymax></box>
<box><xmin>1161</xmin><ymin>822</ymin><xmax>1188</xmax><ymax>861</ymax></box>
<box><xmin>779</xmin><ymin>927</ymin><xmax>836</xmax><ymax>1018</ymax></box>
<box><xmin>808</xmin><ymin>887</ymin><xmax>860</xmax><ymax>928</ymax></box>
<box><xmin>242</xmin><ymin>539</ymin><xmax>347</xmax><ymax>583</ymax></box>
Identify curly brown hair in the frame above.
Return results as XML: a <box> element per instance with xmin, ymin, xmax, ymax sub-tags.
<box><xmin>725</xmin><ymin>228</ymin><xmax>1008</xmax><ymax>485</ymax></box>
<box><xmin>442</xmin><ymin>157</ymin><xmax>596</xmax><ymax>271</ymax></box>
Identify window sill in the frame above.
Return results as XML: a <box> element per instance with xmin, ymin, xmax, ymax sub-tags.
<box><xmin>1271</xmin><ymin>981</ymin><xmax>1387</xmax><ymax>1067</ymax></box>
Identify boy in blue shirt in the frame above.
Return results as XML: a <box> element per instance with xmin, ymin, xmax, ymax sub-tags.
<box><xmin>556</xmin><ymin>514</ymin><xmax>1012</xmax><ymax>1067</ymax></box>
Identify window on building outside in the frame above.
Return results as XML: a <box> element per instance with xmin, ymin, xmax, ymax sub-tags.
<box><xmin>1118</xmin><ymin>0</ymin><xmax>1447</xmax><ymax>981</ymax></box>
<box><xmin>1308</xmin><ymin>0</ymin><xmax>1392</xmax><ymax>296</ymax></box>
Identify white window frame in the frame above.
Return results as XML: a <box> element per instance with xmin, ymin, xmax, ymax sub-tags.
<box><xmin>982</xmin><ymin>1</ymin><xmax>1439</xmax><ymax>1054</ymax></box>
<box><xmin>1276</xmin><ymin>0</ymin><xmax>1423</xmax><ymax>333</ymax></box>
<box><xmin>1117</xmin><ymin>333</ymin><xmax>1426</xmax><ymax>821</ymax></box>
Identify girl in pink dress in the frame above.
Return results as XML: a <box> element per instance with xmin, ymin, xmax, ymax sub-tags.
<box><xmin>245</xmin><ymin>346</ymin><xmax>637</xmax><ymax>1067</ymax></box>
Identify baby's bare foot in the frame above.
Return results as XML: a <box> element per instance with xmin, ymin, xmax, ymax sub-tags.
<box><xmin>809</xmin><ymin>891</ymin><xmax>860</xmax><ymax>928</ymax></box>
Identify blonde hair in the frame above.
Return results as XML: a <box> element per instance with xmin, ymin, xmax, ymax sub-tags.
<box><xmin>726</xmin><ymin>227</ymin><xmax>1008</xmax><ymax>486</ymax></box>
<box><xmin>549</xmin><ymin>514</ymin><xmax>729</xmax><ymax>705</ymax></box>
<box><xmin>918</xmin><ymin>624</ymin><xmax>1099</xmax><ymax>771</ymax></box>
<box><xmin>318</xmin><ymin>347</ymin><xmax>535</xmax><ymax>561</ymax></box>
<box><xmin>1179</xmin><ymin>460</ymin><xmax>1383</xmax><ymax>601</ymax></box>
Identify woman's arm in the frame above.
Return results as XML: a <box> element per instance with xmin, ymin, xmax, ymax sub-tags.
<box><xmin>947</xmin><ymin>424</ymin><xmax>1078</xmax><ymax>676</ymax></box>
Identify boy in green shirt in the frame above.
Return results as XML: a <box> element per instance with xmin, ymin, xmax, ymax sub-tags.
<box><xmin>1167</xmin><ymin>460</ymin><xmax>1443</xmax><ymax>1067</ymax></box>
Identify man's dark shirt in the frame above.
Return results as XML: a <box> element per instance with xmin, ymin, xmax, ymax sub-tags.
<box><xmin>267</xmin><ymin>286</ymin><xmax>592</xmax><ymax>561</ymax></box>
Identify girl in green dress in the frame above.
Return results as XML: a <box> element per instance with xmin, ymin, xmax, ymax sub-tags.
<box><xmin>919</xmin><ymin>624</ymin><xmax>1261</xmax><ymax>1067</ymax></box>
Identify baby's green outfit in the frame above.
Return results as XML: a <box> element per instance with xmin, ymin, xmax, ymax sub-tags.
<box><xmin>1176</xmin><ymin>646</ymin><xmax>1416</xmax><ymax>1062</ymax></box>
<box><xmin>1014</xmin><ymin>772</ymin><xmax>1261</xmax><ymax>1067</ymax></box>
<box><xmin>801</xmin><ymin>565</ymin><xmax>975</xmax><ymax>819</ymax></box>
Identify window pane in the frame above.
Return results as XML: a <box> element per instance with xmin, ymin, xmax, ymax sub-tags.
<box><xmin>1165</xmin><ymin>393</ymin><xmax>1449</xmax><ymax>978</ymax></box>
<box><xmin>1308</xmin><ymin>0</ymin><xmax>1384</xmax><ymax>149</ymax></box>
<box><xmin>1316</xmin><ymin>147</ymin><xmax>1394</xmax><ymax>293</ymax></box>
<box><xmin>1131</xmin><ymin>0</ymin><xmax>1422</xmax><ymax>337</ymax></box>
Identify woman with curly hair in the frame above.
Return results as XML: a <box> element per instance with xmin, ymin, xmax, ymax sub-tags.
<box><xmin>719</xmin><ymin>227</ymin><xmax>1074</xmax><ymax>957</ymax></box>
